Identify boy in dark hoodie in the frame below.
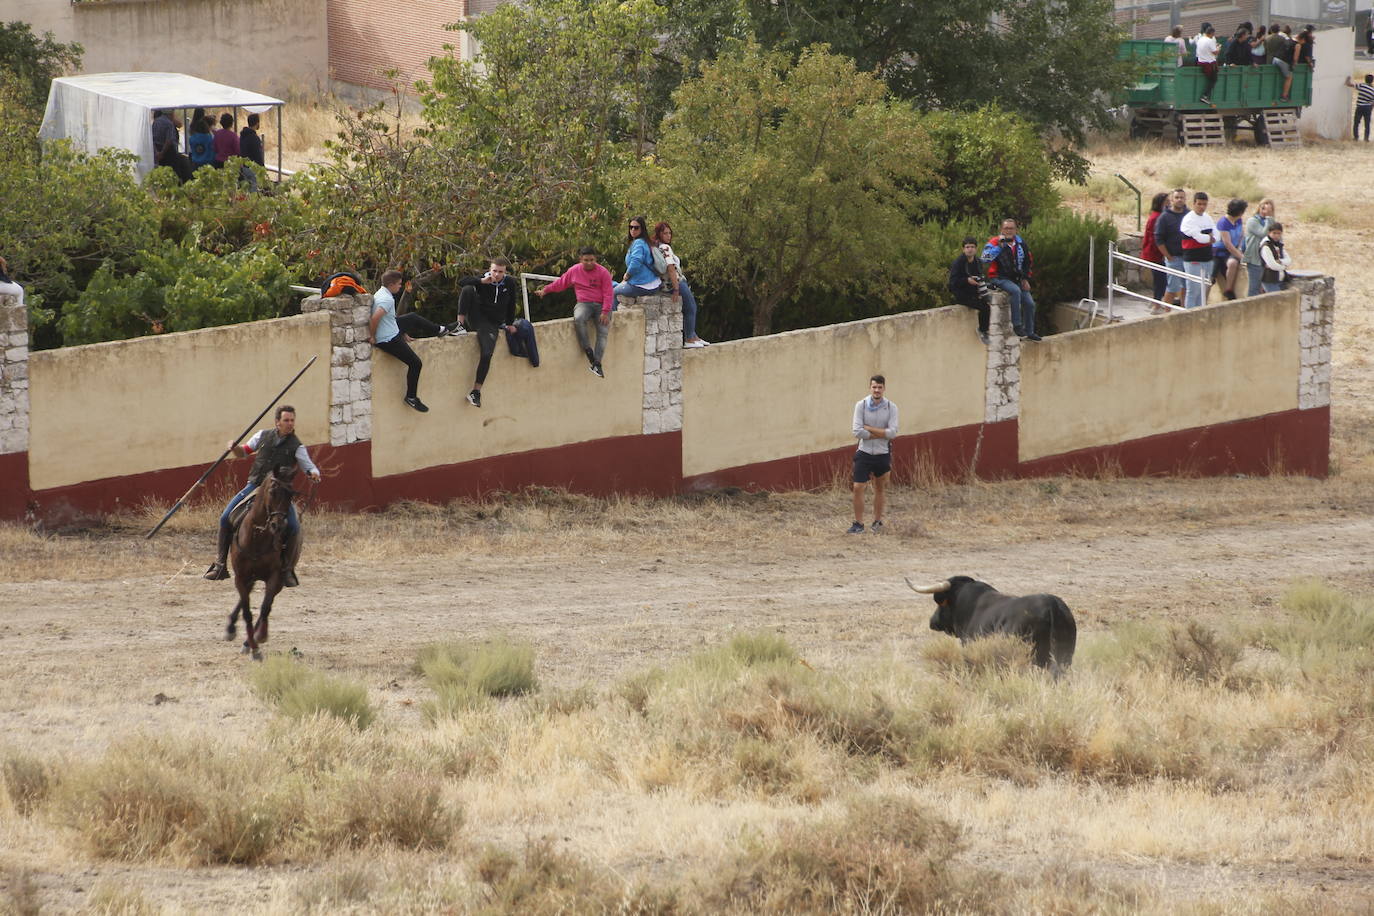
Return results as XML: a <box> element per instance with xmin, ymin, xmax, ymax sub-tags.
<box><xmin>948</xmin><ymin>236</ymin><xmax>990</xmax><ymax>345</ymax></box>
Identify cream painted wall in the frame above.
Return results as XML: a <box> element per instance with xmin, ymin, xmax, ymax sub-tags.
<box><xmin>1299</xmin><ymin>27</ymin><xmax>1357</xmax><ymax>140</ymax></box>
<box><xmin>28</xmin><ymin>314</ymin><xmax>331</xmax><ymax>491</ymax></box>
<box><xmin>12</xmin><ymin>0</ymin><xmax>327</xmax><ymax>97</ymax></box>
<box><xmin>370</xmin><ymin>314</ymin><xmax>645</xmax><ymax>478</ymax></box>
<box><xmin>1019</xmin><ymin>292</ymin><xmax>1299</xmax><ymax>462</ymax></box>
<box><xmin>681</xmin><ymin>307</ymin><xmax>986</xmax><ymax>478</ymax></box>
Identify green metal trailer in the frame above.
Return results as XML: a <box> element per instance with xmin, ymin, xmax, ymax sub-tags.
<box><xmin>1119</xmin><ymin>40</ymin><xmax>1312</xmax><ymax>147</ymax></box>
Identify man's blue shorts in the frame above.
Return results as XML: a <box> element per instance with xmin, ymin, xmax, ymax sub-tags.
<box><xmin>853</xmin><ymin>450</ymin><xmax>892</xmax><ymax>483</ymax></box>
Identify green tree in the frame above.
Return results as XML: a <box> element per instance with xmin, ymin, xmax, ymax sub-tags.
<box><xmin>660</xmin><ymin>0</ymin><xmax>1138</xmax><ymax>181</ymax></box>
<box><xmin>624</xmin><ymin>42</ymin><xmax>939</xmax><ymax>336</ymax></box>
<box><xmin>60</xmin><ymin>233</ymin><xmax>294</xmax><ymax>345</ymax></box>
<box><xmin>921</xmin><ymin>106</ymin><xmax>1059</xmax><ymax>224</ymax></box>
<box><xmin>0</xmin><ymin>21</ymin><xmax>82</xmax><ymax>123</ymax></box>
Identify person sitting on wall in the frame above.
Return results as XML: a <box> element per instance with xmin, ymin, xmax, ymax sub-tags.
<box><xmin>1212</xmin><ymin>198</ymin><xmax>1248</xmax><ymax>301</ymax></box>
<box><xmin>150</xmin><ymin>109</ymin><xmax>192</xmax><ymax>184</ymax></box>
<box><xmin>370</xmin><ymin>269</ymin><xmax>462</xmax><ymax>414</ymax></box>
<box><xmin>948</xmin><ymin>235</ymin><xmax>990</xmax><ymax>345</ymax></box>
<box><xmin>982</xmin><ymin>218</ymin><xmax>1041</xmax><ymax>341</ymax></box>
<box><xmin>0</xmin><ymin>256</ymin><xmax>24</xmax><ymax>305</ymax></box>
<box><xmin>456</xmin><ymin>257</ymin><xmax>519</xmax><ymax>409</ymax></box>
<box><xmin>204</xmin><ymin>405</ymin><xmax>320</xmax><ymax>587</ymax></box>
<box><xmin>537</xmin><ymin>246</ymin><xmax>615</xmax><ymax>378</ymax></box>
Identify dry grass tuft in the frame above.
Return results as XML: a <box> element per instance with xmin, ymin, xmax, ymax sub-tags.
<box><xmin>251</xmin><ymin>656</ymin><xmax>376</xmax><ymax>729</ymax></box>
<box><xmin>1</xmin><ymin>752</ymin><xmax>56</xmax><ymax>816</ymax></box>
<box><xmin>418</xmin><ymin>638</ymin><xmax>539</xmax><ymax>720</ymax></box>
<box><xmin>921</xmin><ymin>632</ymin><xmax>1035</xmax><ymax>677</ymax></box>
<box><xmin>472</xmin><ymin>839</ymin><xmax>677</xmax><ymax>914</ymax></box>
<box><xmin>50</xmin><ymin>725</ymin><xmax>460</xmax><ymax>865</ymax></box>
<box><xmin>83</xmin><ymin>882</ymin><xmax>159</xmax><ymax>915</ymax></box>
<box><xmin>1164</xmin><ymin>163</ymin><xmax>1265</xmax><ymax>201</ymax></box>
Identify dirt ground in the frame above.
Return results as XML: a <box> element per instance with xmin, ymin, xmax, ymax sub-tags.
<box><xmin>7</xmin><ymin>138</ymin><xmax>1374</xmax><ymax>911</ymax></box>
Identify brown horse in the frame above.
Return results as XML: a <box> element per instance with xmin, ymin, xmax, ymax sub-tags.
<box><xmin>225</xmin><ymin>469</ymin><xmax>297</xmax><ymax>660</ymax></box>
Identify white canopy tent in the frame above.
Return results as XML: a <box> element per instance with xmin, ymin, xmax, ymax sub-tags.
<box><xmin>39</xmin><ymin>73</ymin><xmax>285</xmax><ymax>181</ymax></box>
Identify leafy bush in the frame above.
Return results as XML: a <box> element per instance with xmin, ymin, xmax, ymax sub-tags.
<box><xmin>1021</xmin><ymin>210</ymin><xmax>1118</xmax><ymax>330</ymax></box>
<box><xmin>59</xmin><ymin>234</ymin><xmax>295</xmax><ymax>344</ymax></box>
<box><xmin>250</xmin><ymin>656</ymin><xmax>376</xmax><ymax>729</ymax></box>
<box><xmin>921</xmin><ymin>105</ymin><xmax>1061</xmax><ymax>224</ymax></box>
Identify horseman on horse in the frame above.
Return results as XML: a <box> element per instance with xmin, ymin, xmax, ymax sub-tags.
<box><xmin>203</xmin><ymin>404</ymin><xmax>320</xmax><ymax>587</ymax></box>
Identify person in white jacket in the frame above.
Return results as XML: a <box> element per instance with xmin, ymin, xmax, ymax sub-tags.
<box><xmin>1259</xmin><ymin>223</ymin><xmax>1292</xmax><ymax>293</ymax></box>
<box><xmin>1179</xmin><ymin>192</ymin><xmax>1217</xmax><ymax>309</ymax></box>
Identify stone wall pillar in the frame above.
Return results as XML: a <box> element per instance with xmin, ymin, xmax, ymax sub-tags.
<box><xmin>0</xmin><ymin>294</ymin><xmax>29</xmax><ymax>456</ymax></box>
<box><xmin>1292</xmin><ymin>274</ymin><xmax>1334</xmax><ymax>410</ymax></box>
<box><xmin>628</xmin><ymin>293</ymin><xmax>683</xmax><ymax>435</ymax></box>
<box><xmin>301</xmin><ymin>294</ymin><xmax>373</xmax><ymax>445</ymax></box>
<box><xmin>983</xmin><ymin>290</ymin><xmax>1020</xmax><ymax>424</ymax></box>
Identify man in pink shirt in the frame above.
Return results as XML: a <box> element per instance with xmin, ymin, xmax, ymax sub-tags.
<box><xmin>537</xmin><ymin>247</ymin><xmax>615</xmax><ymax>378</ymax></box>
<box><xmin>213</xmin><ymin>113</ymin><xmax>240</xmax><ymax>167</ymax></box>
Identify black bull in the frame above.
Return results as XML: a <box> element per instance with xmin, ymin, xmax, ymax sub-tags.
<box><xmin>907</xmin><ymin>576</ymin><xmax>1076</xmax><ymax>671</ymax></box>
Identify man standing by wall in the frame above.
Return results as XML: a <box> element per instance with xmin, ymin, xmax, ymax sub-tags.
<box><xmin>537</xmin><ymin>247</ymin><xmax>615</xmax><ymax>377</ymax></box>
<box><xmin>1347</xmin><ymin>74</ymin><xmax>1374</xmax><ymax>140</ymax></box>
<box><xmin>848</xmin><ymin>375</ymin><xmax>898</xmax><ymax>535</ymax></box>
<box><xmin>1154</xmin><ymin>188</ymin><xmax>1188</xmax><ymax>311</ymax></box>
<box><xmin>457</xmin><ymin>257</ymin><xmax>518</xmax><ymax>408</ymax></box>
<box><xmin>1179</xmin><ymin>191</ymin><xmax>1217</xmax><ymax>309</ymax></box>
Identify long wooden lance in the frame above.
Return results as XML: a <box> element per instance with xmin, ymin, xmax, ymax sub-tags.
<box><xmin>144</xmin><ymin>355</ymin><xmax>317</xmax><ymax>540</ymax></box>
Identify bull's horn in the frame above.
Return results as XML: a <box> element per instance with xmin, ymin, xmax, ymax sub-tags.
<box><xmin>904</xmin><ymin>577</ymin><xmax>950</xmax><ymax>594</ymax></box>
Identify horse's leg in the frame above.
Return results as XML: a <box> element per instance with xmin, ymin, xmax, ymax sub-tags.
<box><xmin>240</xmin><ymin>585</ymin><xmax>260</xmax><ymax>661</ymax></box>
<box><xmin>255</xmin><ymin>580</ymin><xmax>280</xmax><ymax>645</ymax></box>
<box><xmin>226</xmin><ymin>595</ymin><xmax>244</xmax><ymax>641</ymax></box>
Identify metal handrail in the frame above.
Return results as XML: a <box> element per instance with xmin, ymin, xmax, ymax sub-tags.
<box><xmin>1101</xmin><ymin>240</ymin><xmax>1210</xmax><ymax>323</ymax></box>
<box><xmin>518</xmin><ymin>272</ymin><xmax>559</xmax><ymax>324</ymax></box>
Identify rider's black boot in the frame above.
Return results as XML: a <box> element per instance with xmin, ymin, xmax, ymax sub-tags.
<box><xmin>281</xmin><ymin>531</ymin><xmax>302</xmax><ymax>588</ymax></box>
<box><xmin>204</xmin><ymin>525</ymin><xmax>231</xmax><ymax>580</ymax></box>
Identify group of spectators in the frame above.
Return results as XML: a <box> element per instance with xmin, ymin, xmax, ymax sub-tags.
<box><xmin>1168</xmin><ymin>21</ymin><xmax>1314</xmax><ymax>105</ymax></box>
<box><xmin>1143</xmin><ymin>188</ymin><xmax>1291</xmax><ymax>309</ymax></box>
<box><xmin>368</xmin><ymin>217</ymin><xmax>710</xmax><ymax>414</ymax></box>
<box><xmin>150</xmin><ymin>107</ymin><xmax>266</xmax><ymax>187</ymax></box>
<box><xmin>947</xmin><ymin>217</ymin><xmax>1041</xmax><ymax>345</ymax></box>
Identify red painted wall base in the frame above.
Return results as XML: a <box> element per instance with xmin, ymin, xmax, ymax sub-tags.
<box><xmin>0</xmin><ymin>407</ymin><xmax>1329</xmax><ymax>524</ymax></box>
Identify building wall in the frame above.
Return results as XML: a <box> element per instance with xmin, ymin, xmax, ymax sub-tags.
<box><xmin>680</xmin><ymin>308</ymin><xmax>986</xmax><ymax>479</ymax></box>
<box><xmin>1299</xmin><ymin>26</ymin><xmax>1358</xmax><ymax>139</ymax></box>
<box><xmin>1018</xmin><ymin>291</ymin><xmax>1299</xmax><ymax>462</ymax></box>
<box><xmin>327</xmin><ymin>0</ymin><xmax>467</xmax><ymax>92</ymax></box>
<box><xmin>12</xmin><ymin>0</ymin><xmax>328</xmax><ymax>97</ymax></box>
<box><xmin>369</xmin><ymin>313</ymin><xmax>645</xmax><ymax>478</ymax></box>
<box><xmin>26</xmin><ymin>313</ymin><xmax>331</xmax><ymax>491</ymax></box>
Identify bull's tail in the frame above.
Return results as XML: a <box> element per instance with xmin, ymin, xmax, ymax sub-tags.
<box><xmin>1049</xmin><ymin>597</ymin><xmax>1077</xmax><ymax>677</ymax></box>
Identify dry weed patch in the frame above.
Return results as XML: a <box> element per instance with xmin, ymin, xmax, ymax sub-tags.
<box><xmin>49</xmin><ymin>724</ymin><xmax>460</xmax><ymax>866</ymax></box>
<box><xmin>418</xmin><ymin>638</ymin><xmax>539</xmax><ymax>721</ymax></box>
<box><xmin>251</xmin><ymin>656</ymin><xmax>376</xmax><ymax>729</ymax></box>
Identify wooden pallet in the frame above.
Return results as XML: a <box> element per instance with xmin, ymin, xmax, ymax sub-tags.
<box><xmin>1179</xmin><ymin>113</ymin><xmax>1226</xmax><ymax>147</ymax></box>
<box><xmin>1262</xmin><ymin>109</ymin><xmax>1302</xmax><ymax>147</ymax></box>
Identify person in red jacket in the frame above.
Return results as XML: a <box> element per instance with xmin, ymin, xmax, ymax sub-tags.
<box><xmin>537</xmin><ymin>247</ymin><xmax>615</xmax><ymax>378</ymax></box>
<box><xmin>1142</xmin><ymin>192</ymin><xmax>1169</xmax><ymax>302</ymax></box>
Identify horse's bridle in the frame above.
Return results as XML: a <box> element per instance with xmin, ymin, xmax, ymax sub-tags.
<box><xmin>254</xmin><ymin>476</ymin><xmax>299</xmax><ymax>535</ymax></box>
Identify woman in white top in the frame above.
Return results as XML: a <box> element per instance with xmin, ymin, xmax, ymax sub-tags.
<box><xmin>1164</xmin><ymin>26</ymin><xmax>1186</xmax><ymax>68</ymax></box>
<box><xmin>0</xmin><ymin>256</ymin><xmax>24</xmax><ymax>305</ymax></box>
<box><xmin>651</xmin><ymin>222</ymin><xmax>709</xmax><ymax>348</ymax></box>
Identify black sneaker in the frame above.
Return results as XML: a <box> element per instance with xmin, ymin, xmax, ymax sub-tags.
<box><xmin>846</xmin><ymin>521</ymin><xmax>865</xmax><ymax>534</ymax></box>
<box><xmin>590</xmin><ymin>362</ymin><xmax>605</xmax><ymax>378</ymax></box>
<box><xmin>870</xmin><ymin>520</ymin><xmax>884</xmax><ymax>533</ymax></box>
<box><xmin>466</xmin><ymin>389</ymin><xmax>481</xmax><ymax>408</ymax></box>
<box><xmin>1024</xmin><ymin>332</ymin><xmax>1043</xmax><ymax>342</ymax></box>
<box><xmin>404</xmin><ymin>396</ymin><xmax>429</xmax><ymax>412</ymax></box>
<box><xmin>978</xmin><ymin>332</ymin><xmax>990</xmax><ymax>346</ymax></box>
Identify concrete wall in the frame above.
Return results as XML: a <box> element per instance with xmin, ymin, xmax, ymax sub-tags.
<box><xmin>370</xmin><ymin>314</ymin><xmax>645</xmax><ymax>478</ymax></box>
<box><xmin>681</xmin><ymin>308</ymin><xmax>986</xmax><ymax>479</ymax></box>
<box><xmin>1020</xmin><ymin>292</ymin><xmax>1299</xmax><ymax>462</ymax></box>
<box><xmin>327</xmin><ymin>0</ymin><xmax>468</xmax><ymax>92</ymax></box>
<box><xmin>1300</xmin><ymin>27</ymin><xmax>1358</xmax><ymax>140</ymax></box>
<box><xmin>26</xmin><ymin>313</ymin><xmax>331</xmax><ymax>491</ymax></box>
<box><xmin>12</xmin><ymin>0</ymin><xmax>327</xmax><ymax>97</ymax></box>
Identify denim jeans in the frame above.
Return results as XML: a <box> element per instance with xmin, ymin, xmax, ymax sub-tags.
<box><xmin>677</xmin><ymin>278</ymin><xmax>699</xmax><ymax>340</ymax></box>
<box><xmin>572</xmin><ymin>302</ymin><xmax>611</xmax><ymax>362</ymax></box>
<box><xmin>989</xmin><ymin>277</ymin><xmax>1035</xmax><ymax>335</ymax></box>
<box><xmin>612</xmin><ymin>280</ymin><xmax>661</xmax><ymax>303</ymax></box>
<box><xmin>220</xmin><ymin>482</ymin><xmax>299</xmax><ymax>540</ymax></box>
<box><xmin>1183</xmin><ymin>260</ymin><xmax>1211</xmax><ymax>309</ymax></box>
<box><xmin>1261</xmin><ymin>281</ymin><xmax>1284</xmax><ymax>294</ymax></box>
<box><xmin>1246</xmin><ymin>264</ymin><xmax>1264</xmax><ymax>297</ymax></box>
<box><xmin>1164</xmin><ymin>255</ymin><xmax>1186</xmax><ymax>294</ymax></box>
